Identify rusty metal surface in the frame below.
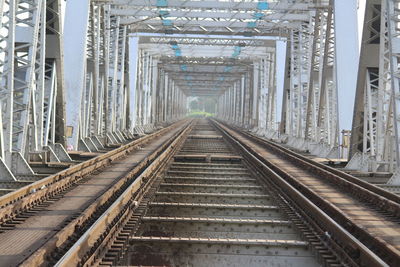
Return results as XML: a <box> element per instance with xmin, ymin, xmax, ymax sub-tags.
<box><xmin>214</xmin><ymin>119</ymin><xmax>397</xmax><ymax>266</ymax></box>
<box><xmin>63</xmin><ymin>119</ymin><xmax>323</xmax><ymax>267</ymax></box>
<box><xmin>31</xmin><ymin>119</ymin><xmax>398</xmax><ymax>267</ymax></box>
<box><xmin>0</xmin><ymin>120</ymin><xmax>186</xmax><ymax>217</ymax></box>
<box><xmin>121</xmin><ymin>121</ymin><xmax>321</xmax><ymax>267</ymax></box>
<box><xmin>55</xmin><ymin>119</ymin><xmax>194</xmax><ymax>267</ymax></box>
<box><xmin>0</xmin><ymin>120</ymin><xmax>192</xmax><ymax>266</ymax></box>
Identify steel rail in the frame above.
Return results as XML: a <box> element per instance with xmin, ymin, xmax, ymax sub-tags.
<box><xmin>241</xmin><ymin>124</ymin><xmax>400</xmax><ymax>226</ymax></box>
<box><xmin>226</xmin><ymin>124</ymin><xmax>400</xmax><ymax>263</ymax></box>
<box><xmin>212</xmin><ymin>119</ymin><xmax>390</xmax><ymax>267</ymax></box>
<box><xmin>231</xmin><ymin>123</ymin><xmax>400</xmax><ymax>205</ymax></box>
<box><xmin>41</xmin><ymin>118</ymin><xmax>397</xmax><ymax>266</ymax></box>
<box><xmin>213</xmin><ymin>120</ymin><xmax>400</xmax><ymax>217</ymax></box>
<box><xmin>0</xmin><ymin>120</ymin><xmax>188</xmax><ymax>225</ymax></box>
<box><xmin>53</xmin><ymin>120</ymin><xmax>194</xmax><ymax>267</ymax></box>
<box><xmin>17</xmin><ymin>120</ymin><xmax>194</xmax><ymax>266</ymax></box>
<box><xmin>54</xmin><ymin>119</ymin><xmax>364</xmax><ymax>266</ymax></box>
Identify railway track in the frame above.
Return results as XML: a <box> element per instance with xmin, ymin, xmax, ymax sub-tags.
<box><xmin>2</xmin><ymin>118</ymin><xmax>400</xmax><ymax>266</ymax></box>
<box><xmin>0</xmin><ymin>119</ymin><xmax>193</xmax><ymax>266</ymax></box>
<box><xmin>55</xmin><ymin>119</ymin><xmax>373</xmax><ymax>267</ymax></box>
<box><xmin>213</xmin><ymin>119</ymin><xmax>400</xmax><ymax>266</ymax></box>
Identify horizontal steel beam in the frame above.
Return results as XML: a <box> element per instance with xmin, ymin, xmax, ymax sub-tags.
<box><xmin>166</xmin><ymin>71</ymin><xmax>247</xmax><ymax>75</ymax></box>
<box><xmin>179</xmin><ymin>83</ymin><xmax>230</xmax><ymax>88</ymax></box>
<box><xmin>139</xmin><ymin>36</ymin><xmax>275</xmax><ymax>47</ymax></box>
<box><xmin>160</xmin><ymin>62</ymin><xmax>250</xmax><ymax>68</ymax></box>
<box><xmin>172</xmin><ymin>77</ymin><xmax>240</xmax><ymax>82</ymax></box>
<box><xmin>122</xmin><ymin>18</ymin><xmax>303</xmax><ymax>29</ymax></box>
<box><xmin>109</xmin><ymin>1</ymin><xmax>316</xmax><ymax>11</ymax></box>
<box><xmin>113</xmin><ymin>9</ymin><xmax>310</xmax><ymax>21</ymax></box>
<box><xmin>159</xmin><ymin>60</ymin><xmax>251</xmax><ymax>66</ymax></box>
<box><xmin>130</xmin><ymin>29</ymin><xmax>289</xmax><ymax>37</ymax></box>
<box><xmin>175</xmin><ymin>83</ymin><xmax>236</xmax><ymax>88</ymax></box>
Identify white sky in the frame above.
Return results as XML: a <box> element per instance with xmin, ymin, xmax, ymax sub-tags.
<box><xmin>358</xmin><ymin>0</ymin><xmax>366</xmax><ymax>48</ymax></box>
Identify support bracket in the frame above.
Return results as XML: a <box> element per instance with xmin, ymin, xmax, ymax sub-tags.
<box><xmin>11</xmin><ymin>152</ymin><xmax>35</xmax><ymax>177</ymax></box>
<box><xmin>345</xmin><ymin>152</ymin><xmax>370</xmax><ymax>172</ymax></box>
<box><xmin>0</xmin><ymin>158</ymin><xmax>17</xmax><ymax>181</ymax></box>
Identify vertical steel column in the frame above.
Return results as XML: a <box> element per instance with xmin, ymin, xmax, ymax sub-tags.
<box><xmin>234</xmin><ymin>81</ymin><xmax>239</xmax><ymax>125</ymax></box>
<box><xmin>259</xmin><ymin>58</ymin><xmax>268</xmax><ymax>131</ymax></box>
<box><xmin>233</xmin><ymin>83</ymin><xmax>237</xmax><ymax>123</ymax></box>
<box><xmin>229</xmin><ymin>87</ymin><xmax>234</xmax><ymax>122</ymax></box>
<box><xmin>280</xmin><ymin>40</ymin><xmax>291</xmax><ymax>135</ymax></box>
<box><xmin>0</xmin><ymin>0</ymin><xmax>51</xmax><ymax>177</ymax></box>
<box><xmin>305</xmin><ymin>11</ymin><xmax>321</xmax><ymax>141</ymax></box>
<box><xmin>129</xmin><ymin>36</ymin><xmax>139</xmax><ymax>131</ymax></box>
<box><xmin>225</xmin><ymin>90</ymin><xmax>229</xmax><ymax>120</ymax></box>
<box><xmin>33</xmin><ymin>0</ymin><xmax>45</xmax><ymax>153</ymax></box>
<box><xmin>155</xmin><ymin>68</ymin><xmax>163</xmax><ymax>124</ymax></box>
<box><xmin>288</xmin><ymin>30</ymin><xmax>296</xmax><ymax>136</ymax></box>
<box><xmin>267</xmin><ymin>51</ymin><xmax>277</xmax><ymax>131</ymax></box>
<box><xmin>0</xmin><ymin>0</ymin><xmax>16</xmax><ymax>165</ymax></box>
<box><xmin>317</xmin><ymin>2</ymin><xmax>336</xmax><ymax>145</ymax></box>
<box><xmin>349</xmin><ymin>0</ymin><xmax>395</xmax><ymax>172</ymax></box>
<box><xmin>14</xmin><ymin>0</ymin><xmax>43</xmax><ymax>158</ymax></box>
<box><xmin>386</xmin><ymin>0</ymin><xmax>400</xmax><ymax>181</ymax></box>
<box><xmin>163</xmin><ymin>73</ymin><xmax>168</xmax><ymax>122</ymax></box>
<box><xmin>119</xmin><ymin>27</ymin><xmax>128</xmax><ymax>132</ymax></box>
<box><xmin>150</xmin><ymin>58</ymin><xmax>158</xmax><ymax>124</ymax></box>
<box><xmin>167</xmin><ymin>79</ymin><xmax>172</xmax><ymax>121</ymax></box>
<box><xmin>244</xmin><ymin>73</ymin><xmax>251</xmax><ymax>127</ymax></box>
<box><xmin>240</xmin><ymin>75</ymin><xmax>245</xmax><ymax>126</ymax></box>
<box><xmin>136</xmin><ymin>50</ymin><xmax>144</xmax><ymax>126</ymax></box>
<box><xmin>252</xmin><ymin>61</ymin><xmax>260</xmax><ymax>128</ymax></box>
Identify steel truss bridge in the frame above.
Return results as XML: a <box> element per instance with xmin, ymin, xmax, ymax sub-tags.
<box><xmin>0</xmin><ymin>0</ymin><xmax>399</xmax><ymax>184</ymax></box>
<box><xmin>1</xmin><ymin>1</ymin><xmax>400</xmax><ymax>266</ymax></box>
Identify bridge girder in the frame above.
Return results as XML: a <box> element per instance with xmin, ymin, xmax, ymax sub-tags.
<box><xmin>0</xmin><ymin>0</ymin><xmax>365</xmax><ymax>182</ymax></box>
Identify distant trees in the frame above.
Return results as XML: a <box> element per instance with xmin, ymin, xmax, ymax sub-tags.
<box><xmin>188</xmin><ymin>97</ymin><xmax>217</xmax><ymax>116</ymax></box>
<box><xmin>189</xmin><ymin>99</ymin><xmax>199</xmax><ymax>111</ymax></box>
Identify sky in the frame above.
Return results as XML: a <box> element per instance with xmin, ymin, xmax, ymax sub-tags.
<box><xmin>358</xmin><ymin>0</ymin><xmax>366</xmax><ymax>48</ymax></box>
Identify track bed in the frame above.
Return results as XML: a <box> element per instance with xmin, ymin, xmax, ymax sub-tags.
<box><xmin>0</xmin><ymin>123</ymin><xmax>187</xmax><ymax>266</ymax></box>
<box><xmin>116</xmin><ymin>120</ymin><xmax>321</xmax><ymax>267</ymax></box>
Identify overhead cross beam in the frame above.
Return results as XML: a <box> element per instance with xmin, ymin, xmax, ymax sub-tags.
<box><xmin>158</xmin><ymin>57</ymin><xmax>253</xmax><ymax>65</ymax></box>
<box><xmin>0</xmin><ymin>0</ymin><xmax>354</xmax><ymax>182</ymax></box>
<box><xmin>139</xmin><ymin>36</ymin><xmax>275</xmax><ymax>47</ymax></box>
<box><xmin>127</xmin><ymin>22</ymin><xmax>299</xmax><ymax>36</ymax></box>
<box><xmin>108</xmin><ymin>0</ymin><xmax>314</xmax><ymax>36</ymax></box>
<box><xmin>108</xmin><ymin>1</ymin><xmax>316</xmax><ymax>11</ymax></box>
